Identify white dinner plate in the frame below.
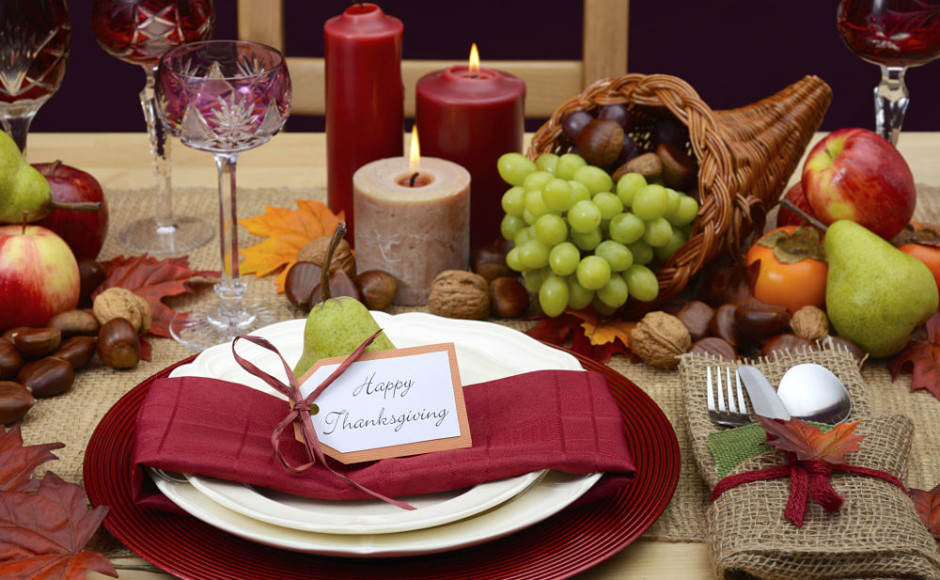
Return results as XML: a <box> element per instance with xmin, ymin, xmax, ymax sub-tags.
<box><xmin>162</xmin><ymin>312</ymin><xmax>600</xmax><ymax>552</ymax></box>
<box><xmin>153</xmin><ymin>468</ymin><xmax>601</xmax><ymax>557</ymax></box>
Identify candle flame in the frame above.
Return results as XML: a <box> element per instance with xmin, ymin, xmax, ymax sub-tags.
<box><xmin>408</xmin><ymin>125</ymin><xmax>420</xmax><ymax>173</ymax></box>
<box><xmin>468</xmin><ymin>43</ymin><xmax>480</xmax><ymax>74</ymax></box>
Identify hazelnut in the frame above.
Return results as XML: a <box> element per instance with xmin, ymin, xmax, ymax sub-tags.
<box><xmin>790</xmin><ymin>305</ymin><xmax>830</xmax><ymax>343</ymax></box>
<box><xmin>97</xmin><ymin>318</ymin><xmax>141</xmax><ymax>369</ymax></box>
<box><xmin>630</xmin><ymin>311</ymin><xmax>691</xmax><ymax>369</ymax></box>
<box><xmin>9</xmin><ymin>327</ymin><xmax>62</xmax><ymax>359</ymax></box>
<box><xmin>356</xmin><ymin>270</ymin><xmax>398</xmax><ymax>311</ymax></box>
<box><xmin>93</xmin><ymin>288</ymin><xmax>152</xmax><ymax>334</ymax></box>
<box><xmin>575</xmin><ymin>118</ymin><xmax>624</xmax><ymax>168</ymax></box>
<box><xmin>489</xmin><ymin>277</ymin><xmax>529</xmax><ymax>318</ymax></box>
<box><xmin>48</xmin><ymin>309</ymin><xmax>100</xmax><ymax>336</ymax></box>
<box><xmin>296</xmin><ymin>236</ymin><xmax>356</xmax><ymax>279</ymax></box>
<box><xmin>428</xmin><ymin>270</ymin><xmax>490</xmax><ymax>320</ymax></box>
<box><xmin>0</xmin><ymin>338</ymin><xmax>24</xmax><ymax>380</ymax></box>
<box><xmin>17</xmin><ymin>357</ymin><xmax>75</xmax><ymax>398</ymax></box>
<box><xmin>0</xmin><ymin>381</ymin><xmax>34</xmax><ymax>425</ymax></box>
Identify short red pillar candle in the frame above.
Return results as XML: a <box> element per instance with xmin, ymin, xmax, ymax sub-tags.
<box><xmin>416</xmin><ymin>46</ymin><xmax>525</xmax><ymax>249</ymax></box>
<box><xmin>324</xmin><ymin>3</ymin><xmax>404</xmax><ymax>243</ymax></box>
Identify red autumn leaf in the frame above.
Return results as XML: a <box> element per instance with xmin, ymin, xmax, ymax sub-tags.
<box><xmin>0</xmin><ymin>426</ymin><xmax>63</xmax><ymax>493</ymax></box>
<box><xmin>757</xmin><ymin>416</ymin><xmax>866</xmax><ymax>465</ymax></box>
<box><xmin>526</xmin><ymin>313</ymin><xmax>581</xmax><ymax>345</ymax></box>
<box><xmin>0</xmin><ymin>472</ymin><xmax>116</xmax><ymax>579</ymax></box>
<box><xmin>94</xmin><ymin>255</ymin><xmax>219</xmax><ymax>338</ymax></box>
<box><xmin>890</xmin><ymin>312</ymin><xmax>940</xmax><ymax>401</ymax></box>
<box><xmin>910</xmin><ymin>483</ymin><xmax>940</xmax><ymax>542</ymax></box>
<box><xmin>526</xmin><ymin>311</ymin><xmax>633</xmax><ymax>364</ymax></box>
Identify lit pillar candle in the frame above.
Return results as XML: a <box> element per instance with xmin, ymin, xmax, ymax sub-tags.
<box><xmin>324</xmin><ymin>2</ymin><xmax>404</xmax><ymax>244</ymax></box>
<box><xmin>416</xmin><ymin>44</ymin><xmax>525</xmax><ymax>250</ymax></box>
<box><xmin>353</xmin><ymin>127</ymin><xmax>471</xmax><ymax>306</ymax></box>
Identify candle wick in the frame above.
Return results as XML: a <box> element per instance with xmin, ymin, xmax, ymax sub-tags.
<box><xmin>409</xmin><ymin>172</ymin><xmax>420</xmax><ymax>187</ymax></box>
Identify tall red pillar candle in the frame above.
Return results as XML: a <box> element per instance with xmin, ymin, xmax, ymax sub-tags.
<box><xmin>324</xmin><ymin>3</ymin><xmax>404</xmax><ymax>243</ymax></box>
<box><xmin>416</xmin><ymin>47</ymin><xmax>525</xmax><ymax>249</ymax></box>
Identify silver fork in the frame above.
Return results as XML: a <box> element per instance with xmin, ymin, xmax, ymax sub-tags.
<box><xmin>706</xmin><ymin>366</ymin><xmax>750</xmax><ymax>427</ymax></box>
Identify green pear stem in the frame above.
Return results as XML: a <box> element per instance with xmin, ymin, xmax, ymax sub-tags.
<box><xmin>321</xmin><ymin>221</ymin><xmax>347</xmax><ymax>301</ymax></box>
<box><xmin>780</xmin><ymin>198</ymin><xmax>829</xmax><ymax>233</ymax></box>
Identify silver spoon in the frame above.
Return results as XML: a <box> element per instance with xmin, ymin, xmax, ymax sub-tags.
<box><xmin>776</xmin><ymin>363</ymin><xmax>853</xmax><ymax>425</ymax></box>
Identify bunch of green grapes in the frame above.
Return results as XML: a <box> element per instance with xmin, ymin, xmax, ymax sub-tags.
<box><xmin>497</xmin><ymin>152</ymin><xmax>699</xmax><ymax>318</ymax></box>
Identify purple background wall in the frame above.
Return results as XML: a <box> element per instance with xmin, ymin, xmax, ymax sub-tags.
<box><xmin>33</xmin><ymin>0</ymin><xmax>940</xmax><ymax>135</ymax></box>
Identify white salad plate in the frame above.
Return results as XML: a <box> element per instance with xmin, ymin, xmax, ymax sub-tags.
<box><xmin>160</xmin><ymin>313</ymin><xmax>600</xmax><ymax>554</ymax></box>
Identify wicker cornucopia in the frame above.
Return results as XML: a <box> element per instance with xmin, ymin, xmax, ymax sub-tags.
<box><xmin>528</xmin><ymin>73</ymin><xmax>832</xmax><ymax>319</ymax></box>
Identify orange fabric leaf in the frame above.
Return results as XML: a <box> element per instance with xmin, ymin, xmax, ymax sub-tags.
<box><xmin>569</xmin><ymin>308</ymin><xmax>636</xmax><ymax>347</ymax></box>
<box><xmin>238</xmin><ymin>200</ymin><xmax>344</xmax><ymax>293</ymax></box>
<box><xmin>758</xmin><ymin>416</ymin><xmax>866</xmax><ymax>465</ymax></box>
<box><xmin>910</xmin><ymin>484</ymin><xmax>940</xmax><ymax>542</ymax></box>
<box><xmin>890</xmin><ymin>312</ymin><xmax>940</xmax><ymax>401</ymax></box>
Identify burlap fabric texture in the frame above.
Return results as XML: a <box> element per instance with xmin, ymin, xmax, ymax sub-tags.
<box><xmin>680</xmin><ymin>347</ymin><xmax>940</xmax><ymax>580</ymax></box>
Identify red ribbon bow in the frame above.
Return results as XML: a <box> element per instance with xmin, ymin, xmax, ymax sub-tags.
<box><xmin>231</xmin><ymin>331</ymin><xmax>415</xmax><ymax>510</ymax></box>
<box><xmin>711</xmin><ymin>453</ymin><xmax>906</xmax><ymax>527</ymax></box>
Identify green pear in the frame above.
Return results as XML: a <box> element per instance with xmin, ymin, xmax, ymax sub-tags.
<box><xmin>293</xmin><ymin>222</ymin><xmax>395</xmax><ymax>378</ymax></box>
<box><xmin>0</xmin><ymin>130</ymin><xmax>52</xmax><ymax>223</ymax></box>
<box><xmin>824</xmin><ymin>219</ymin><xmax>938</xmax><ymax>358</ymax></box>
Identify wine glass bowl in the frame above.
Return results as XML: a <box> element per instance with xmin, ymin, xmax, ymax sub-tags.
<box><xmin>91</xmin><ymin>0</ymin><xmax>215</xmax><ymax>254</ymax></box>
<box><xmin>837</xmin><ymin>0</ymin><xmax>940</xmax><ymax>144</ymax></box>
<box><xmin>0</xmin><ymin>0</ymin><xmax>70</xmax><ymax>156</ymax></box>
<box><xmin>156</xmin><ymin>40</ymin><xmax>291</xmax><ymax>350</ymax></box>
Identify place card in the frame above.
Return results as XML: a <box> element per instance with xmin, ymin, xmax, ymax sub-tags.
<box><xmin>297</xmin><ymin>343</ymin><xmax>471</xmax><ymax>464</ymax></box>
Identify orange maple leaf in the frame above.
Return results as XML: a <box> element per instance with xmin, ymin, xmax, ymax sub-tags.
<box><xmin>238</xmin><ymin>200</ymin><xmax>344</xmax><ymax>293</ymax></box>
<box><xmin>569</xmin><ymin>308</ymin><xmax>636</xmax><ymax>347</ymax></box>
<box><xmin>757</xmin><ymin>416</ymin><xmax>866</xmax><ymax>465</ymax></box>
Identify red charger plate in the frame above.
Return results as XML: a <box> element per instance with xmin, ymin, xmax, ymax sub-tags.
<box><xmin>84</xmin><ymin>347</ymin><xmax>679</xmax><ymax>580</ymax></box>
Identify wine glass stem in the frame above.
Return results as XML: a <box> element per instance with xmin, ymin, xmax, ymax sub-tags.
<box><xmin>0</xmin><ymin>113</ymin><xmax>37</xmax><ymax>159</ymax></box>
<box><xmin>874</xmin><ymin>65</ymin><xmax>909</xmax><ymax>146</ymax></box>
<box><xmin>140</xmin><ymin>66</ymin><xmax>176</xmax><ymax>233</ymax></box>
<box><xmin>213</xmin><ymin>152</ymin><xmax>248</xmax><ymax>321</ymax></box>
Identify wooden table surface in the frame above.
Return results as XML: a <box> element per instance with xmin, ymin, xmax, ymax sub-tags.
<box><xmin>24</xmin><ymin>131</ymin><xmax>940</xmax><ymax>580</ymax></box>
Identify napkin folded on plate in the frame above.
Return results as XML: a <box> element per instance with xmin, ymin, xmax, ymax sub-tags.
<box><xmin>679</xmin><ymin>349</ymin><xmax>940</xmax><ymax>580</ymax></box>
<box><xmin>132</xmin><ymin>369</ymin><xmax>635</xmax><ymax>509</ymax></box>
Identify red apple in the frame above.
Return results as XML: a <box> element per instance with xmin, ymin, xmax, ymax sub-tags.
<box><xmin>33</xmin><ymin>161</ymin><xmax>109</xmax><ymax>261</ymax></box>
<box><xmin>0</xmin><ymin>225</ymin><xmax>80</xmax><ymax>333</ymax></box>
<box><xmin>801</xmin><ymin>128</ymin><xmax>915</xmax><ymax>240</ymax></box>
<box><xmin>776</xmin><ymin>182</ymin><xmax>814</xmax><ymax>228</ymax></box>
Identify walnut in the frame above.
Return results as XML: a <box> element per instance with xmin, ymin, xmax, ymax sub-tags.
<box><xmin>296</xmin><ymin>236</ymin><xmax>356</xmax><ymax>278</ymax></box>
<box><xmin>629</xmin><ymin>311</ymin><xmax>691</xmax><ymax>369</ymax></box>
<box><xmin>428</xmin><ymin>270</ymin><xmax>490</xmax><ymax>320</ymax></box>
<box><xmin>93</xmin><ymin>288</ymin><xmax>152</xmax><ymax>334</ymax></box>
<box><xmin>790</xmin><ymin>305</ymin><xmax>829</xmax><ymax>342</ymax></box>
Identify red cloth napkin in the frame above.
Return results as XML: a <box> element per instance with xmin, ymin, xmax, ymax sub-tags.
<box><xmin>132</xmin><ymin>369</ymin><xmax>635</xmax><ymax>508</ymax></box>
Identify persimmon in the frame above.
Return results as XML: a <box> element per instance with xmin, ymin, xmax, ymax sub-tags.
<box><xmin>744</xmin><ymin>225</ymin><xmax>828</xmax><ymax>314</ymax></box>
<box><xmin>895</xmin><ymin>222</ymin><xmax>940</xmax><ymax>300</ymax></box>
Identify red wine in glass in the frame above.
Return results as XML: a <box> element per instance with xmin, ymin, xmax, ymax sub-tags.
<box><xmin>0</xmin><ymin>0</ymin><xmax>70</xmax><ymax>155</ymax></box>
<box><xmin>91</xmin><ymin>0</ymin><xmax>215</xmax><ymax>254</ymax></box>
<box><xmin>837</xmin><ymin>0</ymin><xmax>940</xmax><ymax>143</ymax></box>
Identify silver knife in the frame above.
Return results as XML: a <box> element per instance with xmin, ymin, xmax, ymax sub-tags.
<box><xmin>737</xmin><ymin>366</ymin><xmax>791</xmax><ymax>420</ymax></box>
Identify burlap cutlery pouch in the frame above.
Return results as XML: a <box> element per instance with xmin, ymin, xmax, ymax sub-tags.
<box><xmin>679</xmin><ymin>347</ymin><xmax>940</xmax><ymax>580</ymax></box>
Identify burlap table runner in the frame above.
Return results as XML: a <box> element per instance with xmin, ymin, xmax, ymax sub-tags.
<box><xmin>680</xmin><ymin>348</ymin><xmax>940</xmax><ymax>579</ymax></box>
<box><xmin>16</xmin><ymin>184</ymin><xmax>940</xmax><ymax>562</ymax></box>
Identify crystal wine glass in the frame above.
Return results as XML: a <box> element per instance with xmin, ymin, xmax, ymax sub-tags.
<box><xmin>0</xmin><ymin>0</ymin><xmax>69</xmax><ymax>157</ymax></box>
<box><xmin>837</xmin><ymin>0</ymin><xmax>940</xmax><ymax>144</ymax></box>
<box><xmin>92</xmin><ymin>0</ymin><xmax>215</xmax><ymax>254</ymax></box>
<box><xmin>155</xmin><ymin>40</ymin><xmax>291</xmax><ymax>350</ymax></box>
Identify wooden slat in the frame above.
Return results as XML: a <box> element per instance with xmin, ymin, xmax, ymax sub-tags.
<box><xmin>583</xmin><ymin>0</ymin><xmax>629</xmax><ymax>85</ymax></box>
<box><xmin>236</xmin><ymin>0</ymin><xmax>284</xmax><ymax>52</ymax></box>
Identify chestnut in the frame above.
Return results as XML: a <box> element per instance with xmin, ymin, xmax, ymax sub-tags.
<box><xmin>575</xmin><ymin>118</ymin><xmax>624</xmax><ymax>168</ymax></box>
<box><xmin>284</xmin><ymin>261</ymin><xmax>322</xmax><ymax>311</ymax></box>
<box><xmin>51</xmin><ymin>336</ymin><xmax>98</xmax><ymax>370</ymax></box>
<box><xmin>676</xmin><ymin>300</ymin><xmax>715</xmax><ymax>342</ymax></box>
<box><xmin>690</xmin><ymin>337</ymin><xmax>737</xmax><ymax>362</ymax></box>
<box><xmin>10</xmin><ymin>327</ymin><xmax>62</xmax><ymax>359</ymax></box>
<box><xmin>17</xmin><ymin>357</ymin><xmax>75</xmax><ymax>397</ymax></box>
<box><xmin>0</xmin><ymin>338</ymin><xmax>24</xmax><ymax>380</ymax></box>
<box><xmin>0</xmin><ymin>381</ymin><xmax>34</xmax><ymax>424</ymax></box>
<box><xmin>356</xmin><ymin>270</ymin><xmax>398</xmax><ymax>311</ymax></box>
<box><xmin>97</xmin><ymin>318</ymin><xmax>141</xmax><ymax>369</ymax></box>
<box><xmin>489</xmin><ymin>277</ymin><xmax>529</xmax><ymax>318</ymax></box>
<box><xmin>762</xmin><ymin>334</ymin><xmax>815</xmax><ymax>360</ymax></box>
